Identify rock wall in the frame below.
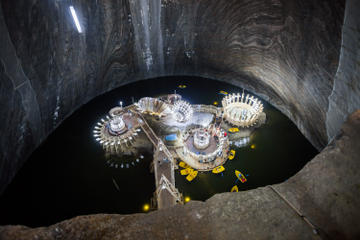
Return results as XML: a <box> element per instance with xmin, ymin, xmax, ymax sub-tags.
<box><xmin>0</xmin><ymin>0</ymin><xmax>136</xmax><ymax>194</ymax></box>
<box><xmin>0</xmin><ymin>0</ymin><xmax>347</xmax><ymax>194</ymax></box>
<box><xmin>326</xmin><ymin>0</ymin><xmax>360</xmax><ymax>142</ymax></box>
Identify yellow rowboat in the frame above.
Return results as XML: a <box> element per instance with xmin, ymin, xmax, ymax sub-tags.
<box><xmin>235</xmin><ymin>170</ymin><xmax>247</xmax><ymax>183</ymax></box>
<box><xmin>228</xmin><ymin>150</ymin><xmax>236</xmax><ymax>160</ymax></box>
<box><xmin>179</xmin><ymin>161</ymin><xmax>190</xmax><ymax>168</ymax></box>
<box><xmin>212</xmin><ymin>165</ymin><xmax>225</xmax><ymax>174</ymax></box>
<box><xmin>178</xmin><ymin>84</ymin><xmax>187</xmax><ymax>89</ymax></box>
<box><xmin>231</xmin><ymin>185</ymin><xmax>239</xmax><ymax>192</ymax></box>
<box><xmin>186</xmin><ymin>170</ymin><xmax>198</xmax><ymax>181</ymax></box>
<box><xmin>219</xmin><ymin>90</ymin><xmax>228</xmax><ymax>95</ymax></box>
<box><xmin>180</xmin><ymin>168</ymin><xmax>193</xmax><ymax>176</ymax></box>
<box><xmin>228</xmin><ymin>128</ymin><xmax>239</xmax><ymax>133</ymax></box>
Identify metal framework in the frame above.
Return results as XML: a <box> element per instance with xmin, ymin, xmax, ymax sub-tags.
<box><xmin>172</xmin><ymin>100</ymin><xmax>193</xmax><ymax>122</ymax></box>
<box><xmin>156</xmin><ymin>174</ymin><xmax>183</xmax><ymax>204</ymax></box>
<box><xmin>222</xmin><ymin>93</ymin><xmax>263</xmax><ymax>128</ymax></box>
<box><xmin>136</xmin><ymin>97</ymin><xmax>172</xmax><ymax>118</ymax></box>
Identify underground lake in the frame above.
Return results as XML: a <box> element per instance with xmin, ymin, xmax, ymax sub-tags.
<box><xmin>0</xmin><ymin>76</ymin><xmax>318</xmax><ymax>227</ymax></box>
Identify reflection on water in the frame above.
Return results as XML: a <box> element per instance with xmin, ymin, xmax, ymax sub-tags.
<box><xmin>0</xmin><ymin>76</ymin><xmax>317</xmax><ymax>227</ymax></box>
<box><xmin>230</xmin><ymin>137</ymin><xmax>250</xmax><ymax>148</ymax></box>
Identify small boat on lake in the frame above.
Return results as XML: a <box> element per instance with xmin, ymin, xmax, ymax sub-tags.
<box><xmin>231</xmin><ymin>185</ymin><xmax>239</xmax><ymax>192</ymax></box>
<box><xmin>186</xmin><ymin>170</ymin><xmax>198</xmax><ymax>181</ymax></box>
<box><xmin>212</xmin><ymin>165</ymin><xmax>225</xmax><ymax>174</ymax></box>
<box><xmin>179</xmin><ymin>161</ymin><xmax>190</xmax><ymax>168</ymax></box>
<box><xmin>180</xmin><ymin>168</ymin><xmax>193</xmax><ymax>176</ymax></box>
<box><xmin>235</xmin><ymin>170</ymin><xmax>247</xmax><ymax>183</ymax></box>
<box><xmin>228</xmin><ymin>150</ymin><xmax>236</xmax><ymax>160</ymax></box>
<box><xmin>228</xmin><ymin>128</ymin><xmax>239</xmax><ymax>133</ymax></box>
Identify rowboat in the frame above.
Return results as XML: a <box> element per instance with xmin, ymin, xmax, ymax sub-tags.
<box><xmin>231</xmin><ymin>185</ymin><xmax>239</xmax><ymax>192</ymax></box>
<box><xmin>228</xmin><ymin>150</ymin><xmax>236</xmax><ymax>160</ymax></box>
<box><xmin>186</xmin><ymin>170</ymin><xmax>198</xmax><ymax>181</ymax></box>
<box><xmin>212</xmin><ymin>165</ymin><xmax>225</xmax><ymax>174</ymax></box>
<box><xmin>219</xmin><ymin>90</ymin><xmax>228</xmax><ymax>95</ymax></box>
<box><xmin>235</xmin><ymin>170</ymin><xmax>247</xmax><ymax>183</ymax></box>
<box><xmin>180</xmin><ymin>168</ymin><xmax>193</xmax><ymax>176</ymax></box>
<box><xmin>179</xmin><ymin>161</ymin><xmax>190</xmax><ymax>168</ymax></box>
<box><xmin>228</xmin><ymin>128</ymin><xmax>239</xmax><ymax>133</ymax></box>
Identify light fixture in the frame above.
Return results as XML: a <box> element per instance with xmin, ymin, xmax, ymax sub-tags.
<box><xmin>69</xmin><ymin>6</ymin><xmax>82</xmax><ymax>33</ymax></box>
<box><xmin>143</xmin><ymin>204</ymin><xmax>150</xmax><ymax>212</ymax></box>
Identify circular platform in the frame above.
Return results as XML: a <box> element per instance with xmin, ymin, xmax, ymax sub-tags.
<box><xmin>93</xmin><ymin>111</ymin><xmax>143</xmax><ymax>154</ymax></box>
<box><xmin>177</xmin><ymin>127</ymin><xmax>230</xmax><ymax>171</ymax></box>
<box><xmin>222</xmin><ymin>93</ymin><xmax>263</xmax><ymax>128</ymax></box>
<box><xmin>193</xmin><ymin>128</ymin><xmax>211</xmax><ymax>150</ymax></box>
<box><xmin>108</xmin><ymin>116</ymin><xmax>127</xmax><ymax>135</ymax></box>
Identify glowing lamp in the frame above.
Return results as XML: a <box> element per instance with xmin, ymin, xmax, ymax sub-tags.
<box><xmin>143</xmin><ymin>204</ymin><xmax>150</xmax><ymax>212</ymax></box>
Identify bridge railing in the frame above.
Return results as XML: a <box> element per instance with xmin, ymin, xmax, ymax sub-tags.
<box><xmin>192</xmin><ymin>104</ymin><xmax>222</xmax><ymax>116</ymax></box>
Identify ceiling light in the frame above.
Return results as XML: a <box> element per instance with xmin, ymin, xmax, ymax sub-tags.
<box><xmin>69</xmin><ymin>6</ymin><xmax>82</xmax><ymax>33</ymax></box>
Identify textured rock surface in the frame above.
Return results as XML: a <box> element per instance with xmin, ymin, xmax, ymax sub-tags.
<box><xmin>273</xmin><ymin>110</ymin><xmax>360</xmax><ymax>239</ymax></box>
<box><xmin>0</xmin><ymin>1</ymin><xmax>44</xmax><ymax>196</ymax></box>
<box><xmin>326</xmin><ymin>0</ymin><xmax>360</xmax><ymax>141</ymax></box>
<box><xmin>0</xmin><ymin>0</ymin><xmax>347</xmax><ymax>194</ymax></box>
<box><xmin>1</xmin><ymin>110</ymin><xmax>359</xmax><ymax>239</ymax></box>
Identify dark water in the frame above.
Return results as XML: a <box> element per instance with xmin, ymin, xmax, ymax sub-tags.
<box><xmin>0</xmin><ymin>76</ymin><xmax>317</xmax><ymax>227</ymax></box>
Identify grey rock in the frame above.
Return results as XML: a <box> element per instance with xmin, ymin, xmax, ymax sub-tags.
<box><xmin>326</xmin><ymin>0</ymin><xmax>360</xmax><ymax>143</ymax></box>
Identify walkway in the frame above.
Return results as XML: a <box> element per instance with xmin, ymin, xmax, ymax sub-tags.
<box><xmin>132</xmin><ymin>109</ymin><xmax>183</xmax><ymax>209</ymax></box>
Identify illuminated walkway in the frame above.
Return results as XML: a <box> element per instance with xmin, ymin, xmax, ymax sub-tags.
<box><xmin>132</xmin><ymin>110</ymin><xmax>183</xmax><ymax>209</ymax></box>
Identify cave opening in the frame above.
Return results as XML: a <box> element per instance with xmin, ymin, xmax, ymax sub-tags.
<box><xmin>0</xmin><ymin>76</ymin><xmax>317</xmax><ymax>227</ymax></box>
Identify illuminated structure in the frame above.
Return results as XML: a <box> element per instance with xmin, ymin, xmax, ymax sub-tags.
<box><xmin>108</xmin><ymin>116</ymin><xmax>127</xmax><ymax>135</ymax></box>
<box><xmin>222</xmin><ymin>93</ymin><xmax>264</xmax><ymax>128</ymax></box>
<box><xmin>93</xmin><ymin>108</ymin><xmax>142</xmax><ymax>155</ymax></box>
<box><xmin>109</xmin><ymin>106</ymin><xmax>123</xmax><ymax>117</ymax></box>
<box><xmin>193</xmin><ymin>128</ymin><xmax>211</xmax><ymax>150</ymax></box>
<box><xmin>172</xmin><ymin>100</ymin><xmax>193</xmax><ymax>122</ymax></box>
<box><xmin>181</xmin><ymin>126</ymin><xmax>229</xmax><ymax>168</ymax></box>
<box><xmin>92</xmin><ymin>92</ymin><xmax>265</xmax><ymax>209</ymax></box>
<box><xmin>136</xmin><ymin>97</ymin><xmax>172</xmax><ymax>118</ymax></box>
<box><xmin>94</xmin><ymin>93</ymin><xmax>264</xmax><ymax>170</ymax></box>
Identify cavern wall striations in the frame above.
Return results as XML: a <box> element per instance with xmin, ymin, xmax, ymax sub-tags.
<box><xmin>0</xmin><ymin>0</ymin><xmax>346</xmax><ymax>194</ymax></box>
<box><xmin>326</xmin><ymin>0</ymin><xmax>360</xmax><ymax>142</ymax></box>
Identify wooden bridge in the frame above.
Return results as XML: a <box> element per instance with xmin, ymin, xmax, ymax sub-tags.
<box><xmin>132</xmin><ymin>110</ymin><xmax>183</xmax><ymax>209</ymax></box>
